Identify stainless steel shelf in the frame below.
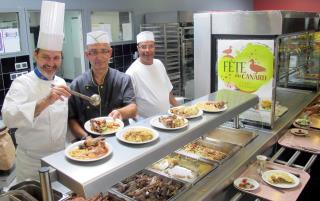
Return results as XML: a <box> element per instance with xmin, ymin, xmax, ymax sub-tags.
<box><xmin>42</xmin><ymin>90</ymin><xmax>259</xmax><ymax>198</ymax></box>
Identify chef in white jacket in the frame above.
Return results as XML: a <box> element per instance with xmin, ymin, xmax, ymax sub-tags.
<box><xmin>1</xmin><ymin>1</ymin><xmax>70</xmax><ymax>181</ymax></box>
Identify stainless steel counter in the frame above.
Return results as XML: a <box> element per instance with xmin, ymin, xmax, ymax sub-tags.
<box><xmin>175</xmin><ymin>87</ymin><xmax>317</xmax><ymax>201</ymax></box>
<box><xmin>42</xmin><ymin>89</ymin><xmax>259</xmax><ymax>198</ymax></box>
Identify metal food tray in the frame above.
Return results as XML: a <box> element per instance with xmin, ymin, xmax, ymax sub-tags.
<box><xmin>105</xmin><ymin>191</ymin><xmax>131</xmax><ymax>201</ymax></box>
<box><xmin>176</xmin><ymin>138</ymin><xmax>241</xmax><ymax>164</ymax></box>
<box><xmin>9</xmin><ymin>180</ymin><xmax>69</xmax><ymax>201</ymax></box>
<box><xmin>0</xmin><ymin>190</ymin><xmax>37</xmax><ymax>201</ymax></box>
<box><xmin>204</xmin><ymin>127</ymin><xmax>257</xmax><ymax>147</ymax></box>
<box><xmin>146</xmin><ymin>152</ymin><xmax>218</xmax><ymax>185</ymax></box>
<box><xmin>111</xmin><ymin>169</ymin><xmax>189</xmax><ymax>201</ymax></box>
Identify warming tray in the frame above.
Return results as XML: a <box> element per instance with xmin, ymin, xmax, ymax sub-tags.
<box><xmin>176</xmin><ymin>138</ymin><xmax>241</xmax><ymax>164</ymax></box>
<box><xmin>0</xmin><ymin>190</ymin><xmax>37</xmax><ymax>201</ymax></box>
<box><xmin>204</xmin><ymin>127</ymin><xmax>257</xmax><ymax>147</ymax></box>
<box><xmin>147</xmin><ymin>152</ymin><xmax>217</xmax><ymax>184</ymax></box>
<box><xmin>111</xmin><ymin>169</ymin><xmax>189</xmax><ymax>201</ymax></box>
<box><xmin>9</xmin><ymin>180</ymin><xmax>68</xmax><ymax>201</ymax></box>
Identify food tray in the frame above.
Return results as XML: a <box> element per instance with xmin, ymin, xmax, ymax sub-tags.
<box><xmin>111</xmin><ymin>169</ymin><xmax>189</xmax><ymax>201</ymax></box>
<box><xmin>0</xmin><ymin>190</ymin><xmax>37</xmax><ymax>201</ymax></box>
<box><xmin>204</xmin><ymin>127</ymin><xmax>257</xmax><ymax>147</ymax></box>
<box><xmin>146</xmin><ymin>152</ymin><xmax>217</xmax><ymax>184</ymax></box>
<box><xmin>9</xmin><ymin>180</ymin><xmax>69</xmax><ymax>201</ymax></box>
<box><xmin>176</xmin><ymin>138</ymin><xmax>241</xmax><ymax>164</ymax></box>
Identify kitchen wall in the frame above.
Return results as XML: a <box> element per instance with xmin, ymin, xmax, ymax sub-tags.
<box><xmin>253</xmin><ymin>0</ymin><xmax>320</xmax><ymax>12</ymax></box>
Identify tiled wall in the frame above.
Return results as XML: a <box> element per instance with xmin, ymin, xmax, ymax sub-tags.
<box><xmin>0</xmin><ymin>55</ymin><xmax>31</xmax><ymax>110</ymax></box>
<box><xmin>110</xmin><ymin>43</ymin><xmax>137</xmax><ymax>72</ymax></box>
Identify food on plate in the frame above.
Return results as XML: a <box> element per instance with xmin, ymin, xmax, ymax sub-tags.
<box><xmin>183</xmin><ymin>142</ymin><xmax>227</xmax><ymax>161</ymax></box>
<box><xmin>170</xmin><ymin>105</ymin><xmax>200</xmax><ymax>117</ymax></box>
<box><xmin>123</xmin><ymin>128</ymin><xmax>154</xmax><ymax>142</ymax></box>
<box><xmin>295</xmin><ymin>118</ymin><xmax>310</xmax><ymax>127</ymax></box>
<box><xmin>115</xmin><ymin>171</ymin><xmax>184</xmax><ymax>201</ymax></box>
<box><xmin>90</xmin><ymin>118</ymin><xmax>120</xmax><ymax>133</ymax></box>
<box><xmin>159</xmin><ymin>115</ymin><xmax>186</xmax><ymax>128</ymax></box>
<box><xmin>196</xmin><ymin>101</ymin><xmax>227</xmax><ymax>111</ymax></box>
<box><xmin>238</xmin><ymin>178</ymin><xmax>255</xmax><ymax>190</ymax></box>
<box><xmin>68</xmin><ymin>137</ymin><xmax>108</xmax><ymax>160</ymax></box>
<box><xmin>290</xmin><ymin>128</ymin><xmax>308</xmax><ymax>136</ymax></box>
<box><xmin>260</xmin><ymin>99</ymin><xmax>272</xmax><ymax>110</ymax></box>
<box><xmin>268</xmin><ymin>172</ymin><xmax>294</xmax><ymax>184</ymax></box>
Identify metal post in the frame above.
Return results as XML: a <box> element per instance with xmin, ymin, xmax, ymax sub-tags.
<box><xmin>233</xmin><ymin>115</ymin><xmax>240</xmax><ymax>129</ymax></box>
<box><xmin>39</xmin><ymin>166</ymin><xmax>53</xmax><ymax>201</ymax></box>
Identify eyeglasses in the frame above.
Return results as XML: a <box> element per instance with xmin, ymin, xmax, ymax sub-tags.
<box><xmin>88</xmin><ymin>49</ymin><xmax>110</xmax><ymax>56</ymax></box>
<box><xmin>138</xmin><ymin>44</ymin><xmax>155</xmax><ymax>50</ymax></box>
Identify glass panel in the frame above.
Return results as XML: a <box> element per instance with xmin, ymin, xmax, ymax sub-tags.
<box><xmin>91</xmin><ymin>11</ymin><xmax>133</xmax><ymax>42</ymax></box>
<box><xmin>0</xmin><ymin>12</ymin><xmax>21</xmax><ymax>54</ymax></box>
<box><xmin>276</xmin><ymin>31</ymin><xmax>320</xmax><ymax>91</ymax></box>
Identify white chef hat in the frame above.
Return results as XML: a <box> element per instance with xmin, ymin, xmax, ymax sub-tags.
<box><xmin>37</xmin><ymin>1</ymin><xmax>65</xmax><ymax>51</ymax></box>
<box><xmin>87</xmin><ymin>31</ymin><xmax>111</xmax><ymax>45</ymax></box>
<box><xmin>136</xmin><ymin>31</ymin><xmax>155</xmax><ymax>43</ymax></box>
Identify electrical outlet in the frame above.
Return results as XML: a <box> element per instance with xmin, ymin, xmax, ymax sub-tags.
<box><xmin>14</xmin><ymin>62</ymin><xmax>28</xmax><ymax>70</ymax></box>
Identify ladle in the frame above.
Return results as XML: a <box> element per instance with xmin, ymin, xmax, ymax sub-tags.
<box><xmin>69</xmin><ymin>90</ymin><xmax>101</xmax><ymax>106</ymax></box>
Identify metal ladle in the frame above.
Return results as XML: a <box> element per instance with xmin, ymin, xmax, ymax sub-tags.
<box><xmin>70</xmin><ymin>90</ymin><xmax>101</xmax><ymax>106</ymax></box>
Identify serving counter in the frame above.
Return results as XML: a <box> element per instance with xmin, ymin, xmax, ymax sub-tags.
<box><xmin>42</xmin><ymin>89</ymin><xmax>259</xmax><ymax>198</ymax></box>
<box><xmin>42</xmin><ymin>87</ymin><xmax>317</xmax><ymax>200</ymax></box>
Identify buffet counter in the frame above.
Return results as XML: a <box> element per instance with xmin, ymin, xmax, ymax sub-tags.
<box><xmin>41</xmin><ymin>88</ymin><xmax>317</xmax><ymax>200</ymax></box>
<box><xmin>176</xmin><ymin>87</ymin><xmax>317</xmax><ymax>201</ymax></box>
<box><xmin>42</xmin><ymin>89</ymin><xmax>258</xmax><ymax>198</ymax></box>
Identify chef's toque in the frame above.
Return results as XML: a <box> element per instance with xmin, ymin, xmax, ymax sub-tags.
<box><xmin>136</xmin><ymin>31</ymin><xmax>155</xmax><ymax>43</ymax></box>
<box><xmin>37</xmin><ymin>1</ymin><xmax>65</xmax><ymax>51</ymax></box>
<box><xmin>87</xmin><ymin>31</ymin><xmax>111</xmax><ymax>45</ymax></box>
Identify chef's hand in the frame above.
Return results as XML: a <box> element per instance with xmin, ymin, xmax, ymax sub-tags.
<box><xmin>108</xmin><ymin>109</ymin><xmax>122</xmax><ymax>120</ymax></box>
<box><xmin>46</xmin><ymin>85</ymin><xmax>71</xmax><ymax>105</ymax></box>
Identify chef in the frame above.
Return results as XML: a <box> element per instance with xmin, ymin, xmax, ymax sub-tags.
<box><xmin>1</xmin><ymin>1</ymin><xmax>70</xmax><ymax>181</ymax></box>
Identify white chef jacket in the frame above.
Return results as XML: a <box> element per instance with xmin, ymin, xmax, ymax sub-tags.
<box><xmin>126</xmin><ymin>58</ymin><xmax>173</xmax><ymax>118</ymax></box>
<box><xmin>1</xmin><ymin>71</ymin><xmax>68</xmax><ymax>181</ymax></box>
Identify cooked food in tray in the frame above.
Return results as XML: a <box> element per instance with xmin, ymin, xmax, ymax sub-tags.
<box><xmin>159</xmin><ymin>115</ymin><xmax>187</xmax><ymax>128</ymax></box>
<box><xmin>182</xmin><ymin>142</ymin><xmax>227</xmax><ymax>161</ymax></box>
<box><xmin>196</xmin><ymin>101</ymin><xmax>227</xmax><ymax>112</ymax></box>
<box><xmin>67</xmin><ymin>192</ymin><xmax>126</xmax><ymax>201</ymax></box>
<box><xmin>67</xmin><ymin>137</ymin><xmax>109</xmax><ymax>161</ymax></box>
<box><xmin>169</xmin><ymin>105</ymin><xmax>201</xmax><ymax>118</ymax></box>
<box><xmin>90</xmin><ymin>118</ymin><xmax>121</xmax><ymax>133</ymax></box>
<box><xmin>123</xmin><ymin>128</ymin><xmax>154</xmax><ymax>142</ymax></box>
<box><xmin>149</xmin><ymin>153</ymin><xmax>214</xmax><ymax>183</ymax></box>
<box><xmin>113</xmin><ymin>170</ymin><xmax>185</xmax><ymax>201</ymax></box>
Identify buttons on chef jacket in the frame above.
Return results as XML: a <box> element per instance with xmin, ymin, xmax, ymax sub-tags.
<box><xmin>86</xmin><ymin>106</ymin><xmax>90</xmax><ymax>109</ymax></box>
<box><xmin>85</xmin><ymin>86</ymin><xmax>89</xmax><ymax>90</ymax></box>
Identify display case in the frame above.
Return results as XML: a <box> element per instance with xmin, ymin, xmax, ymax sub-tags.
<box><xmin>42</xmin><ymin>90</ymin><xmax>259</xmax><ymax>198</ymax></box>
<box><xmin>276</xmin><ymin>31</ymin><xmax>320</xmax><ymax>91</ymax></box>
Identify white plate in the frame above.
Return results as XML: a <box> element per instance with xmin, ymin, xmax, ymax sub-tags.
<box><xmin>293</xmin><ymin>118</ymin><xmax>310</xmax><ymax>129</ymax></box>
<box><xmin>290</xmin><ymin>128</ymin><xmax>309</xmax><ymax>136</ymax></box>
<box><xmin>84</xmin><ymin>117</ymin><xmax>124</xmax><ymax>135</ymax></box>
<box><xmin>116</xmin><ymin>126</ymin><xmax>159</xmax><ymax>144</ymax></box>
<box><xmin>262</xmin><ymin>170</ymin><xmax>300</xmax><ymax>189</ymax></box>
<box><xmin>234</xmin><ymin>177</ymin><xmax>259</xmax><ymax>191</ymax></box>
<box><xmin>168</xmin><ymin>106</ymin><xmax>203</xmax><ymax>119</ymax></box>
<box><xmin>150</xmin><ymin>115</ymin><xmax>188</xmax><ymax>130</ymax></box>
<box><xmin>65</xmin><ymin>140</ymin><xmax>113</xmax><ymax>162</ymax></box>
<box><xmin>196</xmin><ymin>101</ymin><xmax>228</xmax><ymax>113</ymax></box>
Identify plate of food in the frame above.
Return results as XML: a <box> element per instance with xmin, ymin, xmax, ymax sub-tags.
<box><xmin>293</xmin><ymin>118</ymin><xmax>311</xmax><ymax>129</ymax></box>
<box><xmin>234</xmin><ymin>177</ymin><xmax>259</xmax><ymax>191</ymax></box>
<box><xmin>84</xmin><ymin>117</ymin><xmax>124</xmax><ymax>135</ymax></box>
<box><xmin>262</xmin><ymin>169</ymin><xmax>300</xmax><ymax>189</ymax></box>
<box><xmin>168</xmin><ymin>105</ymin><xmax>203</xmax><ymax>119</ymax></box>
<box><xmin>196</xmin><ymin>101</ymin><xmax>227</xmax><ymax>112</ymax></box>
<box><xmin>116</xmin><ymin>126</ymin><xmax>159</xmax><ymax>144</ymax></box>
<box><xmin>65</xmin><ymin>136</ymin><xmax>112</xmax><ymax>162</ymax></box>
<box><xmin>290</xmin><ymin>128</ymin><xmax>309</xmax><ymax>136</ymax></box>
<box><xmin>150</xmin><ymin>115</ymin><xmax>188</xmax><ymax>130</ymax></box>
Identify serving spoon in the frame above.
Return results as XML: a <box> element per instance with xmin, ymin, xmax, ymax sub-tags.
<box><xmin>69</xmin><ymin>90</ymin><xmax>101</xmax><ymax>106</ymax></box>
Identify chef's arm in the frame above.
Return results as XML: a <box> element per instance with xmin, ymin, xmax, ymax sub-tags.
<box><xmin>169</xmin><ymin>91</ymin><xmax>178</xmax><ymax>107</ymax></box>
<box><xmin>109</xmin><ymin>103</ymin><xmax>137</xmax><ymax>120</ymax></box>
<box><xmin>35</xmin><ymin>85</ymin><xmax>71</xmax><ymax>117</ymax></box>
<box><xmin>68</xmin><ymin>118</ymin><xmax>88</xmax><ymax>140</ymax></box>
